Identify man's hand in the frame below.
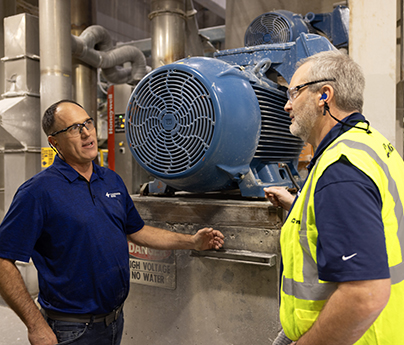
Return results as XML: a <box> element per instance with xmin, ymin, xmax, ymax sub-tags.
<box><xmin>128</xmin><ymin>225</ymin><xmax>224</xmax><ymax>251</ymax></box>
<box><xmin>28</xmin><ymin>322</ymin><xmax>57</xmax><ymax>345</ymax></box>
<box><xmin>264</xmin><ymin>186</ymin><xmax>296</xmax><ymax>211</ymax></box>
<box><xmin>192</xmin><ymin>228</ymin><xmax>224</xmax><ymax>251</ymax></box>
<box><xmin>0</xmin><ymin>258</ymin><xmax>57</xmax><ymax>345</ymax></box>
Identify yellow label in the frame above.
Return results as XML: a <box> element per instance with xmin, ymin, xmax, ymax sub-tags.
<box><xmin>41</xmin><ymin>147</ymin><xmax>55</xmax><ymax>168</ymax></box>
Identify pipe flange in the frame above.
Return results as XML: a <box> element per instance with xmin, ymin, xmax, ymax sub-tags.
<box><xmin>148</xmin><ymin>8</ymin><xmax>187</xmax><ymax>20</ymax></box>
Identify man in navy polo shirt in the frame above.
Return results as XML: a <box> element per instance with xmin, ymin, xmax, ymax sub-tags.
<box><xmin>0</xmin><ymin>99</ymin><xmax>224</xmax><ymax>345</ymax></box>
<box><xmin>265</xmin><ymin>51</ymin><xmax>404</xmax><ymax>344</ymax></box>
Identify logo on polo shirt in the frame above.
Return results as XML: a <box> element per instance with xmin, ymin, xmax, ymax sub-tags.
<box><xmin>342</xmin><ymin>253</ymin><xmax>357</xmax><ymax>261</ymax></box>
<box><xmin>106</xmin><ymin>192</ymin><xmax>121</xmax><ymax>198</ymax></box>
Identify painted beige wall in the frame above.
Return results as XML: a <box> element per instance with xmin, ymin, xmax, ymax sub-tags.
<box><xmin>350</xmin><ymin>0</ymin><xmax>402</xmax><ymax>156</ymax></box>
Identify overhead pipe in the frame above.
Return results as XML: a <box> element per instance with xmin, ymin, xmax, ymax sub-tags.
<box><xmin>184</xmin><ymin>0</ymin><xmax>205</xmax><ymax>57</ymax></box>
<box><xmin>71</xmin><ymin>25</ymin><xmax>149</xmax><ymax>84</ymax></box>
<box><xmin>71</xmin><ymin>0</ymin><xmax>97</xmax><ymax>120</ymax></box>
<box><xmin>149</xmin><ymin>0</ymin><xmax>187</xmax><ymax>69</ymax></box>
<box><xmin>39</xmin><ymin>0</ymin><xmax>72</xmax><ymax>150</ymax></box>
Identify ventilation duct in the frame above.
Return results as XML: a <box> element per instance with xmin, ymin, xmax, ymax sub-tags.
<box><xmin>71</xmin><ymin>25</ymin><xmax>150</xmax><ymax>84</ymax></box>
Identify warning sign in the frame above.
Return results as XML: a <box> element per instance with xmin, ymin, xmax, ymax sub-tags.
<box><xmin>41</xmin><ymin>147</ymin><xmax>55</xmax><ymax>168</ymax></box>
<box><xmin>128</xmin><ymin>242</ymin><xmax>176</xmax><ymax>290</ymax></box>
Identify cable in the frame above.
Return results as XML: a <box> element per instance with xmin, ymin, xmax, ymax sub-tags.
<box><xmin>323</xmin><ymin>101</ymin><xmax>371</xmax><ymax>134</ymax></box>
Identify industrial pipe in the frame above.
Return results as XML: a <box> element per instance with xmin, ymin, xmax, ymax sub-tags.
<box><xmin>71</xmin><ymin>0</ymin><xmax>97</xmax><ymax>121</ymax></box>
<box><xmin>71</xmin><ymin>25</ymin><xmax>149</xmax><ymax>84</ymax></box>
<box><xmin>149</xmin><ymin>0</ymin><xmax>186</xmax><ymax>69</ymax></box>
<box><xmin>39</xmin><ymin>0</ymin><xmax>72</xmax><ymax>150</ymax></box>
<box><xmin>184</xmin><ymin>0</ymin><xmax>205</xmax><ymax>57</ymax></box>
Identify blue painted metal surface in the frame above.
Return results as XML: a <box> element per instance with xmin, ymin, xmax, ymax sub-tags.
<box><xmin>244</xmin><ymin>10</ymin><xmax>309</xmax><ymax>46</ymax></box>
<box><xmin>305</xmin><ymin>5</ymin><xmax>349</xmax><ymax>49</ymax></box>
<box><xmin>125</xmin><ymin>34</ymin><xmax>335</xmax><ymax>197</ymax></box>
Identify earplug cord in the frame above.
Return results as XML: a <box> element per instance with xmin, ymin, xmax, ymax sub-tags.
<box><xmin>323</xmin><ymin>101</ymin><xmax>371</xmax><ymax>134</ymax></box>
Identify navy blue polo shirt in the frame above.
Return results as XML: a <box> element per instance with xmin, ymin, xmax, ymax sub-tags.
<box><xmin>0</xmin><ymin>156</ymin><xmax>145</xmax><ymax>314</ymax></box>
<box><xmin>307</xmin><ymin>113</ymin><xmax>389</xmax><ymax>282</ymax></box>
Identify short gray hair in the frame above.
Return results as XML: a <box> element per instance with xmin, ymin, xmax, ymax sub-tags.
<box><xmin>297</xmin><ymin>50</ymin><xmax>365</xmax><ymax>113</ymax></box>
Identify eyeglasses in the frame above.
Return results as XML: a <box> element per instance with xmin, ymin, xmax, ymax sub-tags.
<box><xmin>286</xmin><ymin>78</ymin><xmax>336</xmax><ymax>103</ymax></box>
<box><xmin>50</xmin><ymin>118</ymin><xmax>95</xmax><ymax>137</ymax></box>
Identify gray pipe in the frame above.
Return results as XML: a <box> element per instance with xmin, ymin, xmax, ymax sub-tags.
<box><xmin>71</xmin><ymin>25</ymin><xmax>149</xmax><ymax>84</ymax></box>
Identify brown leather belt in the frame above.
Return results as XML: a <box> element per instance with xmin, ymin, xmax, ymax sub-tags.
<box><xmin>42</xmin><ymin>304</ymin><xmax>123</xmax><ymax>327</ymax></box>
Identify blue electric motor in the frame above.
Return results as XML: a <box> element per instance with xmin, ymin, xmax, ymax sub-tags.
<box><xmin>125</xmin><ymin>34</ymin><xmax>335</xmax><ymax>197</ymax></box>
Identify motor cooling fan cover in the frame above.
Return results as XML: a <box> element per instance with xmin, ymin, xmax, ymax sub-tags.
<box><xmin>244</xmin><ymin>10</ymin><xmax>309</xmax><ymax>46</ymax></box>
<box><xmin>125</xmin><ymin>57</ymin><xmax>262</xmax><ymax>192</ymax></box>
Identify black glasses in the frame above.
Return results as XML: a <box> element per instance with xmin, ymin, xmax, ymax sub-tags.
<box><xmin>286</xmin><ymin>78</ymin><xmax>336</xmax><ymax>103</ymax></box>
<box><xmin>50</xmin><ymin>118</ymin><xmax>95</xmax><ymax>137</ymax></box>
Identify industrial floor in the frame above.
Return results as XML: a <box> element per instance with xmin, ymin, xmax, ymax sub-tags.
<box><xmin>0</xmin><ymin>302</ymin><xmax>30</xmax><ymax>345</ymax></box>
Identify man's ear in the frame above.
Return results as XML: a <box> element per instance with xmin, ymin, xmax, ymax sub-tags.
<box><xmin>48</xmin><ymin>136</ymin><xmax>57</xmax><ymax>148</ymax></box>
<box><xmin>319</xmin><ymin>85</ymin><xmax>333</xmax><ymax>107</ymax></box>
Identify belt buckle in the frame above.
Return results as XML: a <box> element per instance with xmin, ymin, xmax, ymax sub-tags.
<box><xmin>105</xmin><ymin>305</ymin><xmax>122</xmax><ymax>327</ymax></box>
<box><xmin>113</xmin><ymin>306</ymin><xmax>120</xmax><ymax>320</ymax></box>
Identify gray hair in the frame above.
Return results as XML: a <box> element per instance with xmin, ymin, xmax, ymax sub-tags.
<box><xmin>297</xmin><ymin>50</ymin><xmax>365</xmax><ymax>113</ymax></box>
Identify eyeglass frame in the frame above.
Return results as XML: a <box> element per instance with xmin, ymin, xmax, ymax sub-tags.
<box><xmin>286</xmin><ymin>78</ymin><xmax>336</xmax><ymax>103</ymax></box>
<box><xmin>49</xmin><ymin>118</ymin><xmax>95</xmax><ymax>137</ymax></box>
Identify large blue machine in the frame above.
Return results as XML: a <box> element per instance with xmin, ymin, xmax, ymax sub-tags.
<box><xmin>244</xmin><ymin>6</ymin><xmax>349</xmax><ymax>48</ymax></box>
<box><xmin>125</xmin><ymin>9</ymin><xmax>344</xmax><ymax>198</ymax></box>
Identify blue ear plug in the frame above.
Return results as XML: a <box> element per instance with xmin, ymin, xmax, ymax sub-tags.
<box><xmin>320</xmin><ymin>93</ymin><xmax>327</xmax><ymax>100</ymax></box>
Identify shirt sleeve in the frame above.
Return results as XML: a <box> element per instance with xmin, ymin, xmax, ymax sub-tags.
<box><xmin>121</xmin><ymin>180</ymin><xmax>144</xmax><ymax>235</ymax></box>
<box><xmin>0</xmin><ymin>187</ymin><xmax>44</xmax><ymax>262</ymax></box>
<box><xmin>314</xmin><ymin>156</ymin><xmax>390</xmax><ymax>282</ymax></box>
<box><xmin>125</xmin><ymin>193</ymin><xmax>145</xmax><ymax>235</ymax></box>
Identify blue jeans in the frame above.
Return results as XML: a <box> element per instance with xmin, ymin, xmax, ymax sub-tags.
<box><xmin>46</xmin><ymin>312</ymin><xmax>124</xmax><ymax>345</ymax></box>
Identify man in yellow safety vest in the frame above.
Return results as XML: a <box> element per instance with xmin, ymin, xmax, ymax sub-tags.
<box><xmin>265</xmin><ymin>50</ymin><xmax>404</xmax><ymax>345</ymax></box>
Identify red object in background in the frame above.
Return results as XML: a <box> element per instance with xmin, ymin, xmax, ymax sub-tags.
<box><xmin>107</xmin><ymin>85</ymin><xmax>115</xmax><ymax>171</ymax></box>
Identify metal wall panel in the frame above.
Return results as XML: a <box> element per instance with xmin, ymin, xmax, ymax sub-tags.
<box><xmin>123</xmin><ymin>196</ymin><xmax>284</xmax><ymax>344</ymax></box>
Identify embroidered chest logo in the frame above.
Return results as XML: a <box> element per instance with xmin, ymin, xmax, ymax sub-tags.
<box><xmin>106</xmin><ymin>192</ymin><xmax>121</xmax><ymax>198</ymax></box>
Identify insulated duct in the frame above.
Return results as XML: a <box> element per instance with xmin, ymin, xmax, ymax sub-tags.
<box><xmin>1</xmin><ymin>13</ymin><xmax>41</xmax><ymax>218</ymax></box>
<box><xmin>71</xmin><ymin>25</ymin><xmax>149</xmax><ymax>84</ymax></box>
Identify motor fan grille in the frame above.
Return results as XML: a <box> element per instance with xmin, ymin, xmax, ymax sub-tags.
<box><xmin>126</xmin><ymin>68</ymin><xmax>216</xmax><ymax>175</ymax></box>
<box><xmin>251</xmin><ymin>84</ymin><xmax>304</xmax><ymax>161</ymax></box>
<box><xmin>245</xmin><ymin>13</ymin><xmax>292</xmax><ymax>46</ymax></box>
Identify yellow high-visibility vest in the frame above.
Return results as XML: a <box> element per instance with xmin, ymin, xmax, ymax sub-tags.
<box><xmin>280</xmin><ymin>123</ymin><xmax>404</xmax><ymax>344</ymax></box>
